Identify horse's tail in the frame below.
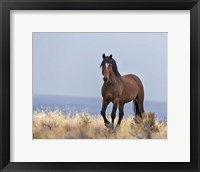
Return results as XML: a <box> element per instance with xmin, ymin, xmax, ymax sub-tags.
<box><xmin>132</xmin><ymin>100</ymin><xmax>143</xmax><ymax>117</ymax></box>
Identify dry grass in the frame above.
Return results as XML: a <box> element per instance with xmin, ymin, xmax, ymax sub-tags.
<box><xmin>33</xmin><ymin>110</ymin><xmax>167</xmax><ymax>139</ymax></box>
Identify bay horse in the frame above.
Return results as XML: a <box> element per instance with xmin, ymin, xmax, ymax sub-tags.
<box><xmin>100</xmin><ymin>53</ymin><xmax>144</xmax><ymax>129</ymax></box>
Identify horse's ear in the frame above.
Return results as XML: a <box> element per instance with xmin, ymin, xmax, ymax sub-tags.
<box><xmin>110</xmin><ymin>54</ymin><xmax>112</xmax><ymax>59</ymax></box>
<box><xmin>102</xmin><ymin>53</ymin><xmax>105</xmax><ymax>59</ymax></box>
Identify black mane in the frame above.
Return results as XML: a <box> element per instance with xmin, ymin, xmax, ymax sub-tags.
<box><xmin>100</xmin><ymin>57</ymin><xmax>121</xmax><ymax>76</ymax></box>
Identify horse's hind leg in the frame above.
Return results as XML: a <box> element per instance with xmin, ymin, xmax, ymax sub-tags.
<box><xmin>101</xmin><ymin>99</ymin><xmax>110</xmax><ymax>127</ymax></box>
<box><xmin>135</xmin><ymin>99</ymin><xmax>143</xmax><ymax>118</ymax></box>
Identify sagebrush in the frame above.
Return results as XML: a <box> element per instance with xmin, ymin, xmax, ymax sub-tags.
<box><xmin>33</xmin><ymin>111</ymin><xmax>167</xmax><ymax>139</ymax></box>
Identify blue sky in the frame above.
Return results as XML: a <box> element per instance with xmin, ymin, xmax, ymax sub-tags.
<box><xmin>33</xmin><ymin>32</ymin><xmax>167</xmax><ymax>102</ymax></box>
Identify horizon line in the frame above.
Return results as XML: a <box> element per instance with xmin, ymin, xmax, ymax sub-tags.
<box><xmin>33</xmin><ymin>94</ymin><xmax>167</xmax><ymax>104</ymax></box>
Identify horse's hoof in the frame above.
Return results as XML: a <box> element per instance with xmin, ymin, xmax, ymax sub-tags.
<box><xmin>106</xmin><ymin>123</ymin><xmax>114</xmax><ymax>129</ymax></box>
<box><xmin>105</xmin><ymin>121</ymin><xmax>110</xmax><ymax>127</ymax></box>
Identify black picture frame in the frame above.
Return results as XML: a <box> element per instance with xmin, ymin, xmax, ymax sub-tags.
<box><xmin>0</xmin><ymin>0</ymin><xmax>200</xmax><ymax>171</ymax></box>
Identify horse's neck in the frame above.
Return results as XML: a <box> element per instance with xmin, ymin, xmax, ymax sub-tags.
<box><xmin>110</xmin><ymin>73</ymin><xmax>121</xmax><ymax>84</ymax></box>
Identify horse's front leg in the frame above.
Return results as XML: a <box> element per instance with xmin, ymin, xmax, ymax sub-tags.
<box><xmin>101</xmin><ymin>99</ymin><xmax>110</xmax><ymax>127</ymax></box>
<box><xmin>111</xmin><ymin>103</ymin><xmax>118</xmax><ymax>127</ymax></box>
<box><xmin>116</xmin><ymin>103</ymin><xmax>124</xmax><ymax>128</ymax></box>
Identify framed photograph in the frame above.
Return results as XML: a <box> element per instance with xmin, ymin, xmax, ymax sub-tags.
<box><xmin>0</xmin><ymin>0</ymin><xmax>200</xmax><ymax>171</ymax></box>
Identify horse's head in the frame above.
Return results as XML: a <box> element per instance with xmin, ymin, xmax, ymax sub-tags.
<box><xmin>100</xmin><ymin>53</ymin><xmax>113</xmax><ymax>82</ymax></box>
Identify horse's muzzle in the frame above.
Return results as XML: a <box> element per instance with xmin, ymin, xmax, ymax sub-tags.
<box><xmin>103</xmin><ymin>77</ymin><xmax>108</xmax><ymax>82</ymax></box>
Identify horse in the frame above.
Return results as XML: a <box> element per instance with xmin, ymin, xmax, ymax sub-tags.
<box><xmin>100</xmin><ymin>53</ymin><xmax>145</xmax><ymax>129</ymax></box>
